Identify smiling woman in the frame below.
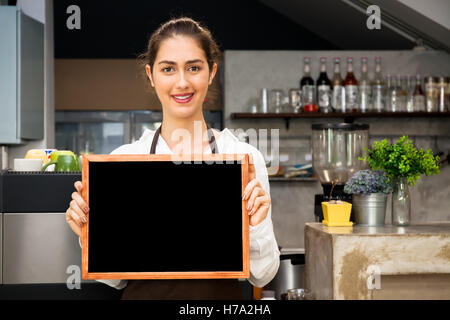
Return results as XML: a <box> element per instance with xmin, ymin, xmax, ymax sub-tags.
<box><xmin>138</xmin><ymin>19</ymin><xmax>220</xmax><ymax>153</ymax></box>
<box><xmin>145</xmin><ymin>35</ymin><xmax>217</xmax><ymax>123</ymax></box>
<box><xmin>65</xmin><ymin>16</ymin><xmax>280</xmax><ymax>300</ymax></box>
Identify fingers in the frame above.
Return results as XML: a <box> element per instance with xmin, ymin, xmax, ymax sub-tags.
<box><xmin>249</xmin><ymin>194</ymin><xmax>271</xmax><ymax>227</ymax></box>
<box><xmin>66</xmin><ymin>207</ymin><xmax>83</xmax><ymax>228</ymax></box>
<box><xmin>249</xmin><ymin>196</ymin><xmax>270</xmax><ymax>216</ymax></box>
<box><xmin>242</xmin><ymin>178</ymin><xmax>261</xmax><ymax>200</ymax></box>
<box><xmin>246</xmin><ymin>187</ymin><xmax>266</xmax><ymax>215</ymax></box>
<box><xmin>74</xmin><ymin>181</ymin><xmax>83</xmax><ymax>193</ymax></box>
<box><xmin>66</xmin><ymin>209</ymin><xmax>82</xmax><ymax>238</ymax></box>
<box><xmin>70</xmin><ymin>199</ymin><xmax>87</xmax><ymax>223</ymax></box>
<box><xmin>66</xmin><ymin>181</ymin><xmax>87</xmax><ymax>238</ymax></box>
<box><xmin>72</xmin><ymin>190</ymin><xmax>89</xmax><ymax>214</ymax></box>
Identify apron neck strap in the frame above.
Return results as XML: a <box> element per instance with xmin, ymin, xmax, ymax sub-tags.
<box><xmin>150</xmin><ymin>123</ymin><xmax>218</xmax><ymax>154</ymax></box>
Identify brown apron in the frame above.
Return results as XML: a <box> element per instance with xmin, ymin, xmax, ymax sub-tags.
<box><xmin>121</xmin><ymin>123</ymin><xmax>244</xmax><ymax>300</ymax></box>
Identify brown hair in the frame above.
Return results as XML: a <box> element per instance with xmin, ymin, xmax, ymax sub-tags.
<box><xmin>138</xmin><ymin>17</ymin><xmax>221</xmax><ymax>86</ymax></box>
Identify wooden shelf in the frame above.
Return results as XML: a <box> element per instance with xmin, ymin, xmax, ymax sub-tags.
<box><xmin>231</xmin><ymin>111</ymin><xmax>450</xmax><ymax>129</ymax></box>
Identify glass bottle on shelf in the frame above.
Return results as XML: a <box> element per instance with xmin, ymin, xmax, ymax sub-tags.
<box><xmin>289</xmin><ymin>88</ymin><xmax>302</xmax><ymax>113</ymax></box>
<box><xmin>412</xmin><ymin>74</ymin><xmax>425</xmax><ymax>112</ymax></box>
<box><xmin>398</xmin><ymin>75</ymin><xmax>407</xmax><ymax>112</ymax></box>
<box><xmin>344</xmin><ymin>57</ymin><xmax>358</xmax><ymax>112</ymax></box>
<box><xmin>424</xmin><ymin>76</ymin><xmax>438</xmax><ymax>112</ymax></box>
<box><xmin>331</xmin><ymin>57</ymin><xmax>345</xmax><ymax>112</ymax></box>
<box><xmin>260</xmin><ymin>88</ymin><xmax>269</xmax><ymax>113</ymax></box>
<box><xmin>371</xmin><ymin>57</ymin><xmax>385</xmax><ymax>112</ymax></box>
<box><xmin>388</xmin><ymin>75</ymin><xmax>401</xmax><ymax>112</ymax></box>
<box><xmin>385</xmin><ymin>74</ymin><xmax>393</xmax><ymax>112</ymax></box>
<box><xmin>269</xmin><ymin>89</ymin><xmax>285</xmax><ymax>113</ymax></box>
<box><xmin>316</xmin><ymin>57</ymin><xmax>332</xmax><ymax>113</ymax></box>
<box><xmin>358</xmin><ymin>57</ymin><xmax>371</xmax><ymax>113</ymax></box>
<box><xmin>300</xmin><ymin>57</ymin><xmax>317</xmax><ymax>112</ymax></box>
<box><xmin>405</xmin><ymin>75</ymin><xmax>415</xmax><ymax>112</ymax></box>
<box><xmin>437</xmin><ymin>76</ymin><xmax>448</xmax><ymax>112</ymax></box>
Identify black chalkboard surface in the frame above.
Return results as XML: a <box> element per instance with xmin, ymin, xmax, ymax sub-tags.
<box><xmin>81</xmin><ymin>154</ymin><xmax>250</xmax><ymax>280</ymax></box>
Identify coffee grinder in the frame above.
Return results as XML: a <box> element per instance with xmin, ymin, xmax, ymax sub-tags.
<box><xmin>312</xmin><ymin>123</ymin><xmax>370</xmax><ymax>222</ymax></box>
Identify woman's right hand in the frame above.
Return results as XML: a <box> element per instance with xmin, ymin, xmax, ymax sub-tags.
<box><xmin>65</xmin><ymin>181</ymin><xmax>89</xmax><ymax>238</ymax></box>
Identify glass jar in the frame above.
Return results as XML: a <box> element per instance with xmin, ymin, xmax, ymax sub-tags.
<box><xmin>406</xmin><ymin>75</ymin><xmax>415</xmax><ymax>112</ymax></box>
<box><xmin>392</xmin><ymin>177</ymin><xmax>411</xmax><ymax>226</ymax></box>
<box><xmin>437</xmin><ymin>76</ymin><xmax>448</xmax><ymax>112</ymax></box>
<box><xmin>289</xmin><ymin>88</ymin><xmax>302</xmax><ymax>113</ymax></box>
<box><xmin>269</xmin><ymin>89</ymin><xmax>285</xmax><ymax>113</ymax></box>
<box><xmin>424</xmin><ymin>76</ymin><xmax>438</xmax><ymax>112</ymax></box>
<box><xmin>311</xmin><ymin>123</ymin><xmax>369</xmax><ymax>186</ymax></box>
<box><xmin>260</xmin><ymin>88</ymin><xmax>269</xmax><ymax>113</ymax></box>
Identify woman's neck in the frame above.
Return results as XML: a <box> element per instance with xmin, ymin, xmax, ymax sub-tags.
<box><xmin>160</xmin><ymin>113</ymin><xmax>211</xmax><ymax>154</ymax></box>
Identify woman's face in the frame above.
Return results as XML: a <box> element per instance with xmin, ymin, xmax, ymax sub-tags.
<box><xmin>146</xmin><ymin>35</ymin><xmax>217</xmax><ymax>119</ymax></box>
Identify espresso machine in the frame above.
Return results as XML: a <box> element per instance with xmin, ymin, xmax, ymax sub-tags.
<box><xmin>312</xmin><ymin>123</ymin><xmax>370</xmax><ymax>222</ymax></box>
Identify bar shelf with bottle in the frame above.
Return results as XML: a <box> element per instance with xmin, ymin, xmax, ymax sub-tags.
<box><xmin>234</xmin><ymin>56</ymin><xmax>450</xmax><ymax>128</ymax></box>
<box><xmin>230</xmin><ymin>111</ymin><xmax>450</xmax><ymax>128</ymax></box>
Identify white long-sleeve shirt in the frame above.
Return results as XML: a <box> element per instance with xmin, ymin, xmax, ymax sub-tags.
<box><xmin>82</xmin><ymin>127</ymin><xmax>280</xmax><ymax>290</ymax></box>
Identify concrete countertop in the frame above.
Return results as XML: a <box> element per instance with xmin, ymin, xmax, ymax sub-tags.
<box><xmin>305</xmin><ymin>222</ymin><xmax>450</xmax><ymax>299</ymax></box>
<box><xmin>306</xmin><ymin>222</ymin><xmax>450</xmax><ymax>236</ymax></box>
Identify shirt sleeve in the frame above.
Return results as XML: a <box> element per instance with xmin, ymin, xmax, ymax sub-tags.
<box><xmin>247</xmin><ymin>149</ymin><xmax>280</xmax><ymax>288</ymax></box>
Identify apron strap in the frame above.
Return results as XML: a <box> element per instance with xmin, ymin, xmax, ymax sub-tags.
<box><xmin>149</xmin><ymin>125</ymin><xmax>161</xmax><ymax>155</ymax></box>
<box><xmin>150</xmin><ymin>123</ymin><xmax>218</xmax><ymax>154</ymax></box>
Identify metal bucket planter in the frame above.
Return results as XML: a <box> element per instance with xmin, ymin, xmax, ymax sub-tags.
<box><xmin>352</xmin><ymin>193</ymin><xmax>388</xmax><ymax>226</ymax></box>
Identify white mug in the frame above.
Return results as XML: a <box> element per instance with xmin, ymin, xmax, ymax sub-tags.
<box><xmin>14</xmin><ymin>158</ymin><xmax>43</xmax><ymax>172</ymax></box>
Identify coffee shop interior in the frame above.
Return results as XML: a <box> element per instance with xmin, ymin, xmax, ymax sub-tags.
<box><xmin>0</xmin><ymin>0</ymin><xmax>450</xmax><ymax>300</ymax></box>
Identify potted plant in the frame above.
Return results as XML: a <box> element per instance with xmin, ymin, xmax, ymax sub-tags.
<box><xmin>344</xmin><ymin>170</ymin><xmax>393</xmax><ymax>226</ymax></box>
<box><xmin>359</xmin><ymin>136</ymin><xmax>440</xmax><ymax>226</ymax></box>
<box><xmin>322</xmin><ymin>180</ymin><xmax>353</xmax><ymax>227</ymax></box>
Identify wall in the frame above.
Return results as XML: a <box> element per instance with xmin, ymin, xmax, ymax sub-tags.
<box><xmin>7</xmin><ymin>0</ymin><xmax>55</xmax><ymax>165</ymax></box>
<box><xmin>54</xmin><ymin>59</ymin><xmax>222</xmax><ymax>111</ymax></box>
<box><xmin>224</xmin><ymin>50</ymin><xmax>450</xmax><ymax>249</ymax></box>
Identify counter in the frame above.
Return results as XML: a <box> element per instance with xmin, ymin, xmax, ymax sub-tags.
<box><xmin>305</xmin><ymin>222</ymin><xmax>450</xmax><ymax>299</ymax></box>
<box><xmin>0</xmin><ymin>171</ymin><xmax>84</xmax><ymax>284</ymax></box>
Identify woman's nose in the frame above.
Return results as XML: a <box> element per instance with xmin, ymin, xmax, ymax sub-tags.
<box><xmin>175</xmin><ymin>71</ymin><xmax>189</xmax><ymax>89</ymax></box>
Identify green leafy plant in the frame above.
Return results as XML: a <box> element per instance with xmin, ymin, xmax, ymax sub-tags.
<box><xmin>359</xmin><ymin>136</ymin><xmax>440</xmax><ymax>186</ymax></box>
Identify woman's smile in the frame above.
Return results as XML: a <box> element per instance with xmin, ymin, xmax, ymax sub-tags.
<box><xmin>171</xmin><ymin>92</ymin><xmax>195</xmax><ymax>104</ymax></box>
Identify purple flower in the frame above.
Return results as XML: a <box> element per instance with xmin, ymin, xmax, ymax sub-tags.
<box><xmin>344</xmin><ymin>169</ymin><xmax>393</xmax><ymax>195</ymax></box>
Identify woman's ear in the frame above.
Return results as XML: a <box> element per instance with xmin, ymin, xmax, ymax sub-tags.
<box><xmin>208</xmin><ymin>63</ymin><xmax>218</xmax><ymax>85</ymax></box>
<box><xmin>145</xmin><ymin>64</ymin><xmax>155</xmax><ymax>87</ymax></box>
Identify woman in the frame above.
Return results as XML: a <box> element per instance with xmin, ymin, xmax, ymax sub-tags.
<box><xmin>66</xmin><ymin>17</ymin><xmax>280</xmax><ymax>300</ymax></box>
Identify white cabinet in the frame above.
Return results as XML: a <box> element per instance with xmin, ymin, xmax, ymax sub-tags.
<box><xmin>0</xmin><ymin>6</ymin><xmax>44</xmax><ymax>144</ymax></box>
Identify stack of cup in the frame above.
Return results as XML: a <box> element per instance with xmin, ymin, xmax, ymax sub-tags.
<box><xmin>14</xmin><ymin>158</ymin><xmax>44</xmax><ymax>172</ymax></box>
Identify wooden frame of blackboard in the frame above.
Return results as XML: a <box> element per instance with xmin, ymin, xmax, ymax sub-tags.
<box><xmin>81</xmin><ymin>153</ymin><xmax>250</xmax><ymax>280</ymax></box>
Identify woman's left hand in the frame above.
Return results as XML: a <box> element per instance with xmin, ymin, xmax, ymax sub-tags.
<box><xmin>243</xmin><ymin>155</ymin><xmax>271</xmax><ymax>226</ymax></box>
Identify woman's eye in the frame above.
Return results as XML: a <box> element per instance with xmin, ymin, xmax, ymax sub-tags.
<box><xmin>188</xmin><ymin>66</ymin><xmax>200</xmax><ymax>72</ymax></box>
<box><xmin>162</xmin><ymin>67</ymin><xmax>174</xmax><ymax>72</ymax></box>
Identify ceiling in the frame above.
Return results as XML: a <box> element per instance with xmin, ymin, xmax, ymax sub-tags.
<box><xmin>46</xmin><ymin>0</ymin><xmax>450</xmax><ymax>58</ymax></box>
<box><xmin>260</xmin><ymin>0</ymin><xmax>450</xmax><ymax>52</ymax></box>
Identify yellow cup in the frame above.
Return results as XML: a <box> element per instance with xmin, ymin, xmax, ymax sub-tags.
<box><xmin>25</xmin><ymin>149</ymin><xmax>49</xmax><ymax>164</ymax></box>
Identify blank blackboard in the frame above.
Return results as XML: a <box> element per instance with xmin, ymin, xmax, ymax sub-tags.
<box><xmin>81</xmin><ymin>154</ymin><xmax>249</xmax><ymax>280</ymax></box>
